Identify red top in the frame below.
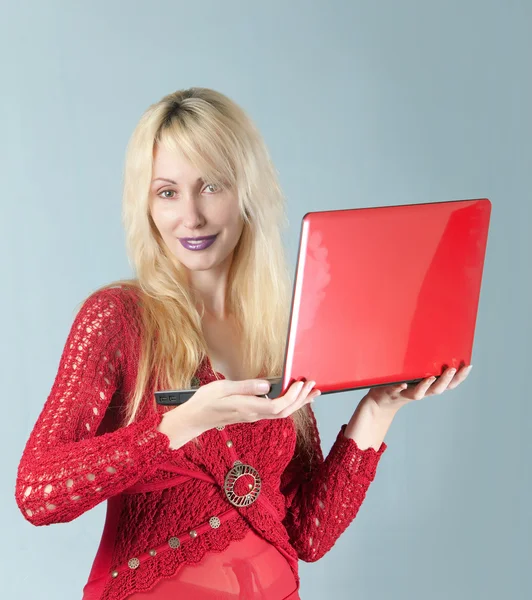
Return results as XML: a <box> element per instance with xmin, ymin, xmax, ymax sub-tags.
<box><xmin>125</xmin><ymin>527</ymin><xmax>301</xmax><ymax>599</ymax></box>
<box><xmin>15</xmin><ymin>287</ymin><xmax>387</xmax><ymax>600</ymax></box>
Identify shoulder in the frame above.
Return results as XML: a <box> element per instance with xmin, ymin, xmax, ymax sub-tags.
<box><xmin>77</xmin><ymin>282</ymin><xmax>142</xmax><ymax>323</ymax></box>
<box><xmin>68</xmin><ymin>284</ymin><xmax>145</xmax><ymax>371</ymax></box>
<box><xmin>66</xmin><ymin>284</ymin><xmax>145</xmax><ymax>352</ymax></box>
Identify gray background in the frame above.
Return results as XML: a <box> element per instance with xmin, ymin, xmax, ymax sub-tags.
<box><xmin>2</xmin><ymin>1</ymin><xmax>530</xmax><ymax>598</ymax></box>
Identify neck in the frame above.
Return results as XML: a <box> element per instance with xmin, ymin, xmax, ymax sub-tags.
<box><xmin>187</xmin><ymin>255</ymin><xmax>233</xmax><ymax>320</ymax></box>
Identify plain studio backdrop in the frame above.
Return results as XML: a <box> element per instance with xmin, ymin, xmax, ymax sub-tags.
<box><xmin>1</xmin><ymin>1</ymin><xmax>530</xmax><ymax>599</ymax></box>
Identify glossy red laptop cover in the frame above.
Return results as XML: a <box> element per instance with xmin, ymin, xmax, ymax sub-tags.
<box><xmin>279</xmin><ymin>198</ymin><xmax>491</xmax><ymax>395</ymax></box>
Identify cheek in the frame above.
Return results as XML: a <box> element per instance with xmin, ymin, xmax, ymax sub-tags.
<box><xmin>222</xmin><ymin>202</ymin><xmax>244</xmax><ymax>232</ymax></box>
<box><xmin>219</xmin><ymin>210</ymin><xmax>243</xmax><ymax>239</ymax></box>
<box><xmin>234</xmin><ymin>218</ymin><xmax>245</xmax><ymax>240</ymax></box>
<box><xmin>151</xmin><ymin>205</ymin><xmax>177</xmax><ymax>233</ymax></box>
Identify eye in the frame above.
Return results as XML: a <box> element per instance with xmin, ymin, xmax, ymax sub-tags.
<box><xmin>158</xmin><ymin>189</ymin><xmax>176</xmax><ymax>199</ymax></box>
<box><xmin>203</xmin><ymin>183</ymin><xmax>220</xmax><ymax>194</ymax></box>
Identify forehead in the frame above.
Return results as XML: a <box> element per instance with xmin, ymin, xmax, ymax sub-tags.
<box><xmin>152</xmin><ymin>144</ymin><xmax>200</xmax><ymax>182</ymax></box>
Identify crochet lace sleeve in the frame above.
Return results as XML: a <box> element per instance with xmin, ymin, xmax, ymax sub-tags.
<box><xmin>280</xmin><ymin>406</ymin><xmax>387</xmax><ymax>562</ymax></box>
<box><xmin>15</xmin><ymin>288</ymin><xmax>172</xmax><ymax>527</ymax></box>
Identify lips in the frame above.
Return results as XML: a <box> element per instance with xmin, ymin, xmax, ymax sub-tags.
<box><xmin>178</xmin><ymin>234</ymin><xmax>218</xmax><ymax>251</ymax></box>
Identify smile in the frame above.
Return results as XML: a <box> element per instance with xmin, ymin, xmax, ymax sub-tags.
<box><xmin>178</xmin><ymin>235</ymin><xmax>218</xmax><ymax>251</ymax></box>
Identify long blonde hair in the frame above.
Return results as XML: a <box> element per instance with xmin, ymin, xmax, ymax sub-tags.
<box><xmin>94</xmin><ymin>87</ymin><xmax>313</xmax><ymax>451</ymax></box>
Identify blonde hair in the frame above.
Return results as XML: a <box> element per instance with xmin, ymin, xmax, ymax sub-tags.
<box><xmin>94</xmin><ymin>87</ymin><xmax>313</xmax><ymax>451</ymax></box>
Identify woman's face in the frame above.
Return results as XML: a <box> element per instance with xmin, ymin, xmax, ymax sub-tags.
<box><xmin>150</xmin><ymin>143</ymin><xmax>244</xmax><ymax>274</ymax></box>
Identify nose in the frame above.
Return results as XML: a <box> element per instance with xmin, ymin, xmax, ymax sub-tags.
<box><xmin>181</xmin><ymin>196</ymin><xmax>205</xmax><ymax>230</ymax></box>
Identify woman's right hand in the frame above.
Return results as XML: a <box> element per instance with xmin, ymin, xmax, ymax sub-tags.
<box><xmin>157</xmin><ymin>379</ymin><xmax>320</xmax><ymax>449</ymax></box>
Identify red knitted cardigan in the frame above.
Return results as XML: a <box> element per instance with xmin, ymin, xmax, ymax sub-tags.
<box><xmin>15</xmin><ymin>287</ymin><xmax>387</xmax><ymax>600</ymax></box>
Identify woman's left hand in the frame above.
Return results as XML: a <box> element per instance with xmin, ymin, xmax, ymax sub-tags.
<box><xmin>362</xmin><ymin>364</ymin><xmax>473</xmax><ymax>416</ymax></box>
<box><xmin>343</xmin><ymin>365</ymin><xmax>473</xmax><ymax>450</ymax></box>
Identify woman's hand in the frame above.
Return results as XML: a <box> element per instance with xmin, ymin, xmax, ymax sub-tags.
<box><xmin>362</xmin><ymin>364</ymin><xmax>473</xmax><ymax>416</ymax></box>
<box><xmin>158</xmin><ymin>378</ymin><xmax>320</xmax><ymax>449</ymax></box>
<box><xmin>343</xmin><ymin>365</ymin><xmax>473</xmax><ymax>450</ymax></box>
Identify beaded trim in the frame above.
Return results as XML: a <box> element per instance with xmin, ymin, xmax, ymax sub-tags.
<box><xmin>109</xmin><ymin>508</ymin><xmax>236</xmax><ymax>579</ymax></box>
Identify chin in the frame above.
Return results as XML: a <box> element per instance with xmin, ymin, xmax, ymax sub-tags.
<box><xmin>184</xmin><ymin>262</ymin><xmax>217</xmax><ymax>273</ymax></box>
<box><xmin>175</xmin><ymin>252</ymin><xmax>228</xmax><ymax>273</ymax></box>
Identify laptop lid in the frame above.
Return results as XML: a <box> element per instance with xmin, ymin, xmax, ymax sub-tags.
<box><xmin>276</xmin><ymin>198</ymin><xmax>491</xmax><ymax>396</ymax></box>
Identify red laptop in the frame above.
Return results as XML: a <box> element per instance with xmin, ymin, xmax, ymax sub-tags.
<box><xmin>267</xmin><ymin>198</ymin><xmax>491</xmax><ymax>398</ymax></box>
<box><xmin>155</xmin><ymin>198</ymin><xmax>491</xmax><ymax>406</ymax></box>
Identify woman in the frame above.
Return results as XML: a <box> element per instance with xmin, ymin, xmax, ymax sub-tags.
<box><xmin>15</xmin><ymin>87</ymin><xmax>471</xmax><ymax>600</ymax></box>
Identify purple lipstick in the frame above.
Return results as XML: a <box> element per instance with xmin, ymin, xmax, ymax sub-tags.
<box><xmin>178</xmin><ymin>234</ymin><xmax>218</xmax><ymax>251</ymax></box>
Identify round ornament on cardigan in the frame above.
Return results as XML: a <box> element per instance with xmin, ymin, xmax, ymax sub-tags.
<box><xmin>223</xmin><ymin>463</ymin><xmax>261</xmax><ymax>507</ymax></box>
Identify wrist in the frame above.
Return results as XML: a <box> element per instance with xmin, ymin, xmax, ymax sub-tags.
<box><xmin>179</xmin><ymin>400</ymin><xmax>211</xmax><ymax>436</ymax></box>
<box><xmin>343</xmin><ymin>398</ymin><xmax>398</xmax><ymax>450</ymax></box>
<box><xmin>361</xmin><ymin>395</ymin><xmax>401</xmax><ymax>420</ymax></box>
<box><xmin>158</xmin><ymin>402</ymin><xmax>208</xmax><ymax>450</ymax></box>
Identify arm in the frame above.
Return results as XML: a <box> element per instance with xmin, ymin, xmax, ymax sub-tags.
<box><xmin>280</xmin><ymin>367</ymin><xmax>471</xmax><ymax>562</ymax></box>
<box><xmin>15</xmin><ymin>288</ymin><xmax>172</xmax><ymax>526</ymax></box>
<box><xmin>280</xmin><ymin>404</ymin><xmax>387</xmax><ymax>562</ymax></box>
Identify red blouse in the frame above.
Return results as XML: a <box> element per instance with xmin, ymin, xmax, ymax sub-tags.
<box><xmin>15</xmin><ymin>286</ymin><xmax>387</xmax><ymax>600</ymax></box>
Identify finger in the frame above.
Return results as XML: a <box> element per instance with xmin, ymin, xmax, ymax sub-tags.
<box><xmin>268</xmin><ymin>380</ymin><xmax>308</xmax><ymax>417</ymax></box>
<box><xmin>239</xmin><ymin>384</ymin><xmax>318</xmax><ymax>422</ymax></box>
<box><xmin>393</xmin><ymin>383</ymin><xmax>408</xmax><ymax>394</ymax></box>
<box><xmin>308</xmin><ymin>389</ymin><xmax>321</xmax><ymax>402</ymax></box>
<box><xmin>268</xmin><ymin>379</ymin><xmax>319</xmax><ymax>418</ymax></box>
<box><xmin>430</xmin><ymin>368</ymin><xmax>457</xmax><ymax>394</ymax></box>
<box><xmin>447</xmin><ymin>365</ymin><xmax>473</xmax><ymax>390</ymax></box>
<box><xmin>412</xmin><ymin>376</ymin><xmax>436</xmax><ymax>398</ymax></box>
<box><xmin>219</xmin><ymin>378</ymin><xmax>271</xmax><ymax>397</ymax></box>
<box><xmin>303</xmin><ymin>387</ymin><xmax>321</xmax><ymax>407</ymax></box>
<box><xmin>248</xmin><ymin>380</ymin><xmax>302</xmax><ymax>418</ymax></box>
<box><xmin>278</xmin><ymin>381</ymin><xmax>318</xmax><ymax>418</ymax></box>
<box><xmin>294</xmin><ymin>380</ymin><xmax>316</xmax><ymax>404</ymax></box>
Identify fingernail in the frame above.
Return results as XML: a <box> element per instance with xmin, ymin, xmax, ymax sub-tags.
<box><xmin>257</xmin><ymin>381</ymin><xmax>270</xmax><ymax>393</ymax></box>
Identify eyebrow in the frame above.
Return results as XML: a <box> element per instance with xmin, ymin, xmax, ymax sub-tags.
<box><xmin>151</xmin><ymin>177</ymin><xmax>205</xmax><ymax>186</ymax></box>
